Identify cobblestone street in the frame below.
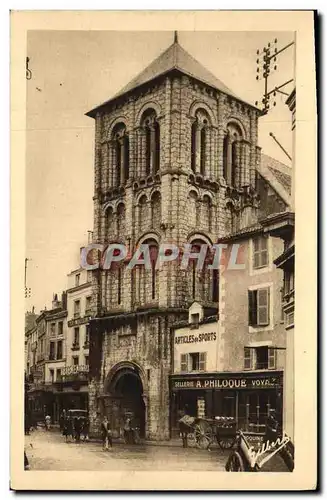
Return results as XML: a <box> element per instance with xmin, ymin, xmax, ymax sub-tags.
<box><xmin>25</xmin><ymin>428</ymin><xmax>231</xmax><ymax>471</ymax></box>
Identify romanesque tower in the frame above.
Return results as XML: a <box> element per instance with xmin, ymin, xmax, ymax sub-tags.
<box><xmin>86</xmin><ymin>33</ymin><xmax>261</xmax><ymax>440</ymax></box>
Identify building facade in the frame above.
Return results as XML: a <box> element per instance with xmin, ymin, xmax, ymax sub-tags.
<box><xmin>85</xmin><ymin>34</ymin><xmax>275</xmax><ymax>440</ymax></box>
<box><xmin>58</xmin><ymin>267</ymin><xmax>92</xmax><ymax>410</ymax></box>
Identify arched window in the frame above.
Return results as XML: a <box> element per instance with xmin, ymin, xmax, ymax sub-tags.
<box><xmin>191</xmin><ymin>121</ymin><xmax>197</xmax><ymax>173</ymax></box>
<box><xmin>202</xmin><ymin>195</ymin><xmax>212</xmax><ymax>232</ymax></box>
<box><xmin>136</xmin><ymin>238</ymin><xmax>158</xmax><ymax>304</ymax></box>
<box><xmin>117</xmin><ymin>203</ymin><xmax>126</xmax><ymax>236</ymax></box>
<box><xmin>151</xmin><ymin>191</ymin><xmax>161</xmax><ymax>228</ymax></box>
<box><xmin>188</xmin><ymin>191</ymin><xmax>198</xmax><ymax>228</ymax></box>
<box><xmin>212</xmin><ymin>269</ymin><xmax>219</xmax><ymax>302</ymax></box>
<box><xmin>190</xmin><ymin>109</ymin><xmax>211</xmax><ymax>176</ymax></box>
<box><xmin>138</xmin><ymin>195</ymin><xmax>148</xmax><ymax>233</ymax></box>
<box><xmin>200</xmin><ymin>127</ymin><xmax>206</xmax><ymax>176</ymax></box>
<box><xmin>112</xmin><ymin>123</ymin><xmax>129</xmax><ymax>187</ymax></box>
<box><xmin>105</xmin><ymin>207</ymin><xmax>115</xmax><ymax>239</ymax></box>
<box><xmin>141</xmin><ymin>109</ymin><xmax>160</xmax><ymax>176</ymax></box>
<box><xmin>222</xmin><ymin>123</ymin><xmax>243</xmax><ymax>187</ymax></box>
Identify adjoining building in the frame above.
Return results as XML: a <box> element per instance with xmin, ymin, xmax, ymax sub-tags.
<box><xmin>170</xmin><ymin>225</ymin><xmax>287</xmax><ymax>437</ymax></box>
<box><xmin>55</xmin><ymin>267</ymin><xmax>92</xmax><ymax>411</ymax></box>
<box><xmin>86</xmin><ymin>32</ymin><xmax>293</xmax><ymax>440</ymax></box>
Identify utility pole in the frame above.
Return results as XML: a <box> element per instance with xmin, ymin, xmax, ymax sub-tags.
<box><xmin>255</xmin><ymin>38</ymin><xmax>295</xmax><ymax>114</ymax></box>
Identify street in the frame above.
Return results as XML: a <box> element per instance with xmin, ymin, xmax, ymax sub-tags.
<box><xmin>25</xmin><ymin>428</ymin><xmax>231</xmax><ymax>471</ymax></box>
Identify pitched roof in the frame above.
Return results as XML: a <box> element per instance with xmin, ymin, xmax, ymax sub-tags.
<box><xmin>258</xmin><ymin>153</ymin><xmax>292</xmax><ymax>207</ymax></box>
<box><xmin>86</xmin><ymin>39</ymin><xmax>256</xmax><ymax>117</ymax></box>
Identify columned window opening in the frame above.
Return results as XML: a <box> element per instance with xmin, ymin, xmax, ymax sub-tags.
<box><xmin>222</xmin><ymin>123</ymin><xmax>244</xmax><ymax>187</ymax></box>
<box><xmin>112</xmin><ymin>123</ymin><xmax>129</xmax><ymax>187</ymax></box>
<box><xmin>190</xmin><ymin>109</ymin><xmax>211</xmax><ymax>177</ymax></box>
<box><xmin>141</xmin><ymin>109</ymin><xmax>160</xmax><ymax>176</ymax></box>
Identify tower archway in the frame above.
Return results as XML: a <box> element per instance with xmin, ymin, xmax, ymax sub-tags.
<box><xmin>104</xmin><ymin>362</ymin><xmax>147</xmax><ymax>438</ymax></box>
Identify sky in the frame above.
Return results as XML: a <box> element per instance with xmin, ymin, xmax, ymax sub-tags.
<box><xmin>25</xmin><ymin>30</ymin><xmax>295</xmax><ymax>313</ymax></box>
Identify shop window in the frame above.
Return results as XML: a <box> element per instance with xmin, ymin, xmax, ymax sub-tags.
<box><xmin>248</xmin><ymin>287</ymin><xmax>270</xmax><ymax>326</ymax></box>
<box><xmin>56</xmin><ymin>368</ymin><xmax>61</xmax><ymax>381</ymax></box>
<box><xmin>253</xmin><ymin>236</ymin><xmax>269</xmax><ymax>269</ymax></box>
<box><xmin>57</xmin><ymin>340</ymin><xmax>63</xmax><ymax>360</ymax></box>
<box><xmin>49</xmin><ymin>369</ymin><xmax>54</xmax><ymax>383</ymax></box>
<box><xmin>49</xmin><ymin>342</ymin><xmax>56</xmax><ymax>361</ymax></box>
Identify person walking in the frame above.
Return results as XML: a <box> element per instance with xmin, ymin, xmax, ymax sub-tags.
<box><xmin>59</xmin><ymin>409</ymin><xmax>66</xmax><ymax>433</ymax></box>
<box><xmin>44</xmin><ymin>414</ymin><xmax>51</xmax><ymax>431</ymax></box>
<box><xmin>82</xmin><ymin>416</ymin><xmax>90</xmax><ymax>441</ymax></box>
<box><xmin>74</xmin><ymin>416</ymin><xmax>82</xmax><ymax>442</ymax></box>
<box><xmin>101</xmin><ymin>415</ymin><xmax>113</xmax><ymax>451</ymax></box>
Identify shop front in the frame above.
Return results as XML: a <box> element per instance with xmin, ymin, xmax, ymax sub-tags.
<box><xmin>170</xmin><ymin>371</ymin><xmax>283</xmax><ymax>437</ymax></box>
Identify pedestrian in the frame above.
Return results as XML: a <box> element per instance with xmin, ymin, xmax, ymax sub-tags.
<box><xmin>59</xmin><ymin>409</ymin><xmax>66</xmax><ymax>433</ymax></box>
<box><xmin>101</xmin><ymin>415</ymin><xmax>113</xmax><ymax>451</ymax></box>
<box><xmin>123</xmin><ymin>416</ymin><xmax>132</xmax><ymax>444</ymax></box>
<box><xmin>82</xmin><ymin>416</ymin><xmax>90</xmax><ymax>441</ymax></box>
<box><xmin>74</xmin><ymin>416</ymin><xmax>82</xmax><ymax>442</ymax></box>
<box><xmin>44</xmin><ymin>414</ymin><xmax>51</xmax><ymax>431</ymax></box>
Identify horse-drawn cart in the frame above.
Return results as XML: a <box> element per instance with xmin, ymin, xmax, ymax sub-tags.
<box><xmin>179</xmin><ymin>415</ymin><xmax>237</xmax><ymax>450</ymax></box>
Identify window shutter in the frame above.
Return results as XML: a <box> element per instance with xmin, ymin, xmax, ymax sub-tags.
<box><xmin>199</xmin><ymin>352</ymin><xmax>206</xmax><ymax>371</ymax></box>
<box><xmin>244</xmin><ymin>347</ymin><xmax>253</xmax><ymax>370</ymax></box>
<box><xmin>181</xmin><ymin>354</ymin><xmax>188</xmax><ymax>372</ymax></box>
<box><xmin>268</xmin><ymin>348</ymin><xmax>276</xmax><ymax>369</ymax></box>
<box><xmin>248</xmin><ymin>290</ymin><xmax>257</xmax><ymax>326</ymax></box>
<box><xmin>257</xmin><ymin>288</ymin><xmax>270</xmax><ymax>326</ymax></box>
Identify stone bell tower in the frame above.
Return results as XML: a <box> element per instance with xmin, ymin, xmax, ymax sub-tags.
<box><xmin>86</xmin><ymin>32</ymin><xmax>261</xmax><ymax>440</ymax></box>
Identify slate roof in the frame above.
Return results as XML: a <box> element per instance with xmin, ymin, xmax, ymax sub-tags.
<box><xmin>258</xmin><ymin>153</ymin><xmax>292</xmax><ymax>207</ymax></box>
<box><xmin>86</xmin><ymin>38</ymin><xmax>256</xmax><ymax>117</ymax></box>
<box><xmin>261</xmin><ymin>154</ymin><xmax>292</xmax><ymax>195</ymax></box>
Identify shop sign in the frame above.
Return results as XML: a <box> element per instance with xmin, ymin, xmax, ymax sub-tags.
<box><xmin>175</xmin><ymin>332</ymin><xmax>217</xmax><ymax>345</ymax></box>
<box><xmin>68</xmin><ymin>316</ymin><xmax>91</xmax><ymax>327</ymax></box>
<box><xmin>171</xmin><ymin>375</ymin><xmax>281</xmax><ymax>390</ymax></box>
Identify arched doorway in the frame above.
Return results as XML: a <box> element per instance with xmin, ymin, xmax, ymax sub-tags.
<box><xmin>105</xmin><ymin>364</ymin><xmax>146</xmax><ymax>438</ymax></box>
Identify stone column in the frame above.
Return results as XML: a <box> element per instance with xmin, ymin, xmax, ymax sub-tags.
<box><xmin>111</xmin><ymin>141</ymin><xmax>117</xmax><ymax>187</ymax></box>
<box><xmin>119</xmin><ymin>138</ymin><xmax>125</xmax><ymax>185</ymax></box>
<box><xmin>195</xmin><ymin>124</ymin><xmax>202</xmax><ymax>174</ymax></box>
<box><xmin>226</xmin><ymin>134</ymin><xmax>232</xmax><ymax>185</ymax></box>
<box><xmin>150</xmin><ymin>123</ymin><xmax>156</xmax><ymax>174</ymax></box>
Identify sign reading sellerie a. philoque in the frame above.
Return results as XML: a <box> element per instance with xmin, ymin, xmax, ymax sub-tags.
<box><xmin>175</xmin><ymin>332</ymin><xmax>217</xmax><ymax>344</ymax></box>
<box><xmin>172</xmin><ymin>375</ymin><xmax>281</xmax><ymax>390</ymax></box>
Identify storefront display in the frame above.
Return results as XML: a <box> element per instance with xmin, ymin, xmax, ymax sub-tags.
<box><xmin>170</xmin><ymin>371</ymin><xmax>283</xmax><ymax>437</ymax></box>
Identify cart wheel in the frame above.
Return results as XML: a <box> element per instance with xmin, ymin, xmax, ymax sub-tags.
<box><xmin>187</xmin><ymin>432</ymin><xmax>196</xmax><ymax>447</ymax></box>
<box><xmin>225</xmin><ymin>451</ymin><xmax>245</xmax><ymax>472</ymax></box>
<box><xmin>218</xmin><ymin>436</ymin><xmax>236</xmax><ymax>450</ymax></box>
<box><xmin>194</xmin><ymin>423</ymin><xmax>213</xmax><ymax>450</ymax></box>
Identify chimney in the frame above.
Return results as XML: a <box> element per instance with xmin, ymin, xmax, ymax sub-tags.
<box><xmin>52</xmin><ymin>293</ymin><xmax>60</xmax><ymax>309</ymax></box>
